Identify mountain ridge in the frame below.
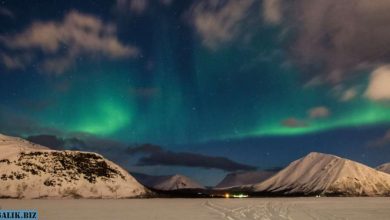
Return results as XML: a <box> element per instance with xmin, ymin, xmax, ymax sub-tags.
<box><xmin>215</xmin><ymin>170</ymin><xmax>276</xmax><ymax>189</ymax></box>
<box><xmin>251</xmin><ymin>152</ymin><xmax>390</xmax><ymax>196</ymax></box>
<box><xmin>0</xmin><ymin>133</ymin><xmax>147</xmax><ymax>199</ymax></box>
<box><xmin>131</xmin><ymin>172</ymin><xmax>204</xmax><ymax>191</ymax></box>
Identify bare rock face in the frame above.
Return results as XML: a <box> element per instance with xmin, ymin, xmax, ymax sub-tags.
<box><xmin>0</xmin><ymin>133</ymin><xmax>147</xmax><ymax>199</ymax></box>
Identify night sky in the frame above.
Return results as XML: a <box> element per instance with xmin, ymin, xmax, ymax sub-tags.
<box><xmin>1</xmin><ymin>0</ymin><xmax>390</xmax><ymax>185</ymax></box>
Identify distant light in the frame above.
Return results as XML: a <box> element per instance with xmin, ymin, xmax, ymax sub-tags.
<box><xmin>232</xmin><ymin>194</ymin><xmax>248</xmax><ymax>198</ymax></box>
<box><xmin>225</xmin><ymin>193</ymin><xmax>230</xmax><ymax>198</ymax></box>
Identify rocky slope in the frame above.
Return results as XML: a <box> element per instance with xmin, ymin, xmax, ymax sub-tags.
<box><xmin>0</xmin><ymin>133</ymin><xmax>147</xmax><ymax>199</ymax></box>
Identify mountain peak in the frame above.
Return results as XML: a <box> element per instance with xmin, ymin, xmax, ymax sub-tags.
<box><xmin>305</xmin><ymin>152</ymin><xmax>339</xmax><ymax>159</ymax></box>
<box><xmin>252</xmin><ymin>152</ymin><xmax>390</xmax><ymax>196</ymax></box>
<box><xmin>153</xmin><ymin>174</ymin><xmax>204</xmax><ymax>191</ymax></box>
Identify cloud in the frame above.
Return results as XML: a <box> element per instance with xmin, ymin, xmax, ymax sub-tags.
<box><xmin>129</xmin><ymin>0</ymin><xmax>148</xmax><ymax>13</ymax></box>
<box><xmin>126</xmin><ymin>144</ymin><xmax>163</xmax><ymax>154</ymax></box>
<box><xmin>188</xmin><ymin>0</ymin><xmax>254</xmax><ymax>49</ymax></box>
<box><xmin>308</xmin><ymin>106</ymin><xmax>330</xmax><ymax>119</ymax></box>
<box><xmin>0</xmin><ymin>7</ymin><xmax>14</xmax><ymax>19</ymax></box>
<box><xmin>26</xmin><ymin>134</ymin><xmax>87</xmax><ymax>150</ymax></box>
<box><xmin>330</xmin><ymin>85</ymin><xmax>361</xmax><ymax>102</ymax></box>
<box><xmin>24</xmin><ymin>135</ymin><xmax>255</xmax><ymax>173</ymax></box>
<box><xmin>288</xmin><ymin>0</ymin><xmax>390</xmax><ymax>82</ymax></box>
<box><xmin>281</xmin><ymin>117</ymin><xmax>307</xmax><ymax>128</ymax></box>
<box><xmin>0</xmin><ymin>11</ymin><xmax>138</xmax><ymax>74</ymax></box>
<box><xmin>26</xmin><ymin>135</ymin><xmax>65</xmax><ymax>149</ymax></box>
<box><xmin>191</xmin><ymin>0</ymin><xmax>381</xmax><ymax>55</ymax></box>
<box><xmin>341</xmin><ymin>88</ymin><xmax>358</xmax><ymax>102</ymax></box>
<box><xmin>0</xmin><ymin>53</ymin><xmax>27</xmax><ymax>69</ymax></box>
<box><xmin>116</xmin><ymin>0</ymin><xmax>148</xmax><ymax>14</ymax></box>
<box><xmin>160</xmin><ymin>0</ymin><xmax>173</xmax><ymax>6</ymax></box>
<box><xmin>0</xmin><ymin>106</ymin><xmax>60</xmax><ymax>136</ymax></box>
<box><xmin>282</xmin><ymin>106</ymin><xmax>333</xmax><ymax>129</ymax></box>
<box><xmin>127</xmin><ymin>145</ymin><xmax>256</xmax><ymax>171</ymax></box>
<box><xmin>365</xmin><ymin>65</ymin><xmax>390</xmax><ymax>101</ymax></box>
<box><xmin>116</xmin><ymin>0</ymin><xmax>172</xmax><ymax>14</ymax></box>
<box><xmin>368</xmin><ymin>130</ymin><xmax>390</xmax><ymax>148</ymax></box>
<box><xmin>263</xmin><ymin>0</ymin><xmax>282</xmax><ymax>25</ymax></box>
<box><xmin>25</xmin><ymin>132</ymin><xmax>133</xmax><ymax>158</ymax></box>
<box><xmin>138</xmin><ymin>152</ymin><xmax>256</xmax><ymax>171</ymax></box>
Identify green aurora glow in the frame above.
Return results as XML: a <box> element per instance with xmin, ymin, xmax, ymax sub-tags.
<box><xmin>0</xmin><ymin>1</ymin><xmax>388</xmax><ymax>145</ymax></box>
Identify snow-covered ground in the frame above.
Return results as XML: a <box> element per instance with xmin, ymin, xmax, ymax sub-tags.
<box><xmin>1</xmin><ymin>198</ymin><xmax>389</xmax><ymax>220</ymax></box>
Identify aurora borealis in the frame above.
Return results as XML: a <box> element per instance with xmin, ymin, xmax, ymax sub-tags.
<box><xmin>1</xmin><ymin>0</ymin><xmax>390</xmax><ymax>185</ymax></box>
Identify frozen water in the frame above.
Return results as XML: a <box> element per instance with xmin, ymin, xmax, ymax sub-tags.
<box><xmin>1</xmin><ymin>198</ymin><xmax>389</xmax><ymax>220</ymax></box>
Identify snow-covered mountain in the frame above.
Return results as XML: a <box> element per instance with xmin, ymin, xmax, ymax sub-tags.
<box><xmin>153</xmin><ymin>174</ymin><xmax>204</xmax><ymax>191</ymax></box>
<box><xmin>251</xmin><ymin>152</ymin><xmax>390</xmax><ymax>196</ymax></box>
<box><xmin>0</xmin><ymin>133</ymin><xmax>147</xmax><ymax>199</ymax></box>
<box><xmin>377</xmin><ymin>163</ymin><xmax>390</xmax><ymax>174</ymax></box>
<box><xmin>131</xmin><ymin>172</ymin><xmax>205</xmax><ymax>191</ymax></box>
<box><xmin>215</xmin><ymin>171</ymin><xmax>276</xmax><ymax>189</ymax></box>
<box><xmin>131</xmin><ymin>172</ymin><xmax>204</xmax><ymax>191</ymax></box>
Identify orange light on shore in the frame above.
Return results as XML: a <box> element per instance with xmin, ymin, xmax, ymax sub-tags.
<box><xmin>224</xmin><ymin>193</ymin><xmax>230</xmax><ymax>198</ymax></box>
